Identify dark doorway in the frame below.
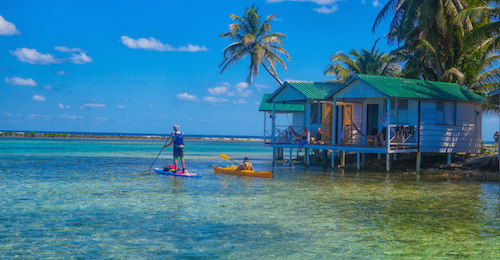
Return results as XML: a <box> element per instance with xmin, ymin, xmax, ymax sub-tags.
<box><xmin>335</xmin><ymin>105</ymin><xmax>344</xmax><ymax>144</ymax></box>
<box><xmin>366</xmin><ymin>104</ymin><xmax>379</xmax><ymax>135</ymax></box>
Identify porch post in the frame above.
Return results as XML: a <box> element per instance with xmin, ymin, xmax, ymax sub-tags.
<box><xmin>333</xmin><ymin>98</ymin><xmax>337</xmax><ymax>145</ymax></box>
<box><xmin>305</xmin><ymin>101</ymin><xmax>311</xmax><ymax>166</ymax></box>
<box><xmin>386</xmin><ymin>97</ymin><xmax>391</xmax><ymax>172</ymax></box>
<box><xmin>272</xmin><ymin>103</ymin><xmax>276</xmax><ymax>144</ymax></box>
<box><xmin>417</xmin><ymin>100</ymin><xmax>421</xmax><ymax>174</ymax></box>
<box><xmin>263</xmin><ymin>111</ymin><xmax>267</xmax><ymax>142</ymax></box>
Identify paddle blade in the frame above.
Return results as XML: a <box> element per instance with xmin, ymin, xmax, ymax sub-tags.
<box><xmin>221</xmin><ymin>153</ymin><xmax>231</xmax><ymax>161</ymax></box>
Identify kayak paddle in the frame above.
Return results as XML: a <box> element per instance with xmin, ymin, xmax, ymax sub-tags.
<box><xmin>145</xmin><ymin>137</ymin><xmax>171</xmax><ymax>174</ymax></box>
<box><xmin>220</xmin><ymin>153</ymin><xmax>238</xmax><ymax>165</ymax></box>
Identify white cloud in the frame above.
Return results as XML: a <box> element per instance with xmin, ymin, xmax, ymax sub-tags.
<box><xmin>372</xmin><ymin>0</ymin><xmax>381</xmax><ymax>7</ymax></box>
<box><xmin>207</xmin><ymin>86</ymin><xmax>228</xmax><ymax>96</ymax></box>
<box><xmin>69</xmin><ymin>52</ymin><xmax>92</xmax><ymax>64</ymax></box>
<box><xmin>0</xmin><ymin>16</ymin><xmax>20</xmax><ymax>35</ymax></box>
<box><xmin>233</xmin><ymin>82</ymin><xmax>252</xmax><ymax>97</ymax></box>
<box><xmin>32</xmin><ymin>95</ymin><xmax>46</xmax><ymax>102</ymax></box>
<box><xmin>57</xmin><ymin>70</ymin><xmax>66</xmax><ymax>75</ymax></box>
<box><xmin>44</xmin><ymin>85</ymin><xmax>53</xmax><ymax>90</ymax></box>
<box><xmin>313</xmin><ymin>5</ymin><xmax>338</xmax><ymax>14</ymax></box>
<box><xmin>117</xmin><ymin>105</ymin><xmax>126</xmax><ymax>109</ymax></box>
<box><xmin>254</xmin><ymin>83</ymin><xmax>272</xmax><ymax>91</ymax></box>
<box><xmin>267</xmin><ymin>0</ymin><xmax>340</xmax><ymax>14</ymax></box>
<box><xmin>54</xmin><ymin>46</ymin><xmax>83</xmax><ymax>52</ymax></box>
<box><xmin>58</xmin><ymin>103</ymin><xmax>70</xmax><ymax>109</ymax></box>
<box><xmin>233</xmin><ymin>98</ymin><xmax>247</xmax><ymax>104</ymax></box>
<box><xmin>121</xmin><ymin>35</ymin><xmax>208</xmax><ymax>52</ymax></box>
<box><xmin>4</xmin><ymin>76</ymin><xmax>37</xmax><ymax>86</ymax></box>
<box><xmin>97</xmin><ymin>117</ymin><xmax>107</xmax><ymax>121</ymax></box>
<box><xmin>203</xmin><ymin>96</ymin><xmax>229</xmax><ymax>103</ymax></box>
<box><xmin>10</xmin><ymin>48</ymin><xmax>60</xmax><ymax>65</ymax></box>
<box><xmin>54</xmin><ymin>46</ymin><xmax>93</xmax><ymax>64</ymax></box>
<box><xmin>80</xmin><ymin>103</ymin><xmax>106</xmax><ymax>108</ymax></box>
<box><xmin>61</xmin><ymin>115</ymin><xmax>83</xmax><ymax>120</ymax></box>
<box><xmin>176</xmin><ymin>92</ymin><xmax>198</xmax><ymax>101</ymax></box>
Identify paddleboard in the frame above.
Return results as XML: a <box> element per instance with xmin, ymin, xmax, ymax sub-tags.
<box><xmin>154</xmin><ymin>165</ymin><xmax>201</xmax><ymax>178</ymax></box>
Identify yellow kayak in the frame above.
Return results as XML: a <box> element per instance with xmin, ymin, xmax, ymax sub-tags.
<box><xmin>212</xmin><ymin>165</ymin><xmax>273</xmax><ymax>178</ymax></box>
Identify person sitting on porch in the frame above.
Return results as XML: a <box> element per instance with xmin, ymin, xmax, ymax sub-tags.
<box><xmin>237</xmin><ymin>157</ymin><xmax>254</xmax><ymax>171</ymax></box>
<box><xmin>377</xmin><ymin>111</ymin><xmax>388</xmax><ymax>146</ymax></box>
<box><xmin>313</xmin><ymin>128</ymin><xmax>324</xmax><ymax>145</ymax></box>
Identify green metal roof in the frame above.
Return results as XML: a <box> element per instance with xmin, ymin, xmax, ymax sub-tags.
<box><xmin>357</xmin><ymin>74</ymin><xmax>485</xmax><ymax>101</ymax></box>
<box><xmin>259</xmin><ymin>94</ymin><xmax>304</xmax><ymax>112</ymax></box>
<box><xmin>285</xmin><ymin>80</ymin><xmax>343</xmax><ymax>100</ymax></box>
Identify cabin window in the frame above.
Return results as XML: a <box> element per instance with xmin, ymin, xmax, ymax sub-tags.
<box><xmin>390</xmin><ymin>99</ymin><xmax>409</xmax><ymax>123</ymax></box>
<box><xmin>397</xmin><ymin>100</ymin><xmax>409</xmax><ymax>123</ymax></box>
<box><xmin>436</xmin><ymin>101</ymin><xmax>456</xmax><ymax>125</ymax></box>
<box><xmin>310</xmin><ymin>103</ymin><xmax>322</xmax><ymax>124</ymax></box>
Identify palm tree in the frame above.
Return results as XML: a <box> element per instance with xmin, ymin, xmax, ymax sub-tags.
<box><xmin>219</xmin><ymin>5</ymin><xmax>291</xmax><ymax>85</ymax></box>
<box><xmin>324</xmin><ymin>39</ymin><xmax>400</xmax><ymax>82</ymax></box>
<box><xmin>372</xmin><ymin>0</ymin><xmax>498</xmax><ymax>93</ymax></box>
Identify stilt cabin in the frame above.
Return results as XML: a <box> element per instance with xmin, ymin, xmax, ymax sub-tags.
<box><xmin>262</xmin><ymin>75</ymin><xmax>485</xmax><ymax>172</ymax></box>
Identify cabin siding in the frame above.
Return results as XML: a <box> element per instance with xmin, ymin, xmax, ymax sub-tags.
<box><xmin>419</xmin><ymin>101</ymin><xmax>481</xmax><ymax>153</ymax></box>
<box><xmin>335</xmin><ymin>81</ymin><xmax>387</xmax><ymax>99</ymax></box>
<box><xmin>273</xmin><ymin>87</ymin><xmax>305</xmax><ymax>102</ymax></box>
<box><xmin>292</xmin><ymin>111</ymin><xmax>305</xmax><ymax>130</ymax></box>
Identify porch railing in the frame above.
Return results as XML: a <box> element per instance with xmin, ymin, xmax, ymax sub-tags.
<box><xmin>265</xmin><ymin>125</ymin><xmax>305</xmax><ymax>144</ymax></box>
<box><xmin>388</xmin><ymin>124</ymin><xmax>418</xmax><ymax>151</ymax></box>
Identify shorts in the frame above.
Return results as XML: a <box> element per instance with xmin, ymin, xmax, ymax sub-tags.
<box><xmin>173</xmin><ymin>145</ymin><xmax>184</xmax><ymax>159</ymax></box>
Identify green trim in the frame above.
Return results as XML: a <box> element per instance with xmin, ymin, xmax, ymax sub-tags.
<box><xmin>259</xmin><ymin>94</ymin><xmax>304</xmax><ymax>112</ymax></box>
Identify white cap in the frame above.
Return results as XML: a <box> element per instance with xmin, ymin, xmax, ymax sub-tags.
<box><xmin>173</xmin><ymin>125</ymin><xmax>179</xmax><ymax>130</ymax></box>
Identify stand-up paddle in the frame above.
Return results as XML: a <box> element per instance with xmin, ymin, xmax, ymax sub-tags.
<box><xmin>145</xmin><ymin>137</ymin><xmax>171</xmax><ymax>174</ymax></box>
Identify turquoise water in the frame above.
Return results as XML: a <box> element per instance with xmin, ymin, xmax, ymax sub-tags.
<box><xmin>1</xmin><ymin>138</ymin><xmax>499</xmax><ymax>258</ymax></box>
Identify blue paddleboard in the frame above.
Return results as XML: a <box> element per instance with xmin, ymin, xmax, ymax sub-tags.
<box><xmin>154</xmin><ymin>167</ymin><xmax>202</xmax><ymax>178</ymax></box>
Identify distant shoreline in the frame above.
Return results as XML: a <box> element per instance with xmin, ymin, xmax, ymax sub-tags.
<box><xmin>0</xmin><ymin>131</ymin><xmax>263</xmax><ymax>142</ymax></box>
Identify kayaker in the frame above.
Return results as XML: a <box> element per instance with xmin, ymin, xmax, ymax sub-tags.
<box><xmin>237</xmin><ymin>157</ymin><xmax>254</xmax><ymax>171</ymax></box>
<box><xmin>164</xmin><ymin>125</ymin><xmax>187</xmax><ymax>172</ymax></box>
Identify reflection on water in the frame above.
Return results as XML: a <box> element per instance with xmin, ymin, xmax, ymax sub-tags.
<box><xmin>0</xmin><ymin>138</ymin><xmax>499</xmax><ymax>258</ymax></box>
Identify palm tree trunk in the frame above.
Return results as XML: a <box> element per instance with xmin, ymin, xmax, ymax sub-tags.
<box><xmin>261</xmin><ymin>62</ymin><xmax>283</xmax><ymax>85</ymax></box>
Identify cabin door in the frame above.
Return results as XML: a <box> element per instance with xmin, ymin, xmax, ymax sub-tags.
<box><xmin>366</xmin><ymin>104</ymin><xmax>379</xmax><ymax>135</ymax></box>
<box><xmin>322</xmin><ymin>103</ymin><xmax>333</xmax><ymax>144</ymax></box>
<box><xmin>343</xmin><ymin>104</ymin><xmax>354</xmax><ymax>144</ymax></box>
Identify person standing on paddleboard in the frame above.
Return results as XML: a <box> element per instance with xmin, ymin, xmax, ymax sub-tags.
<box><xmin>164</xmin><ymin>125</ymin><xmax>187</xmax><ymax>172</ymax></box>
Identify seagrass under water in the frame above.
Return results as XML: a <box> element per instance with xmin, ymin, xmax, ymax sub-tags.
<box><xmin>0</xmin><ymin>138</ymin><xmax>499</xmax><ymax>258</ymax></box>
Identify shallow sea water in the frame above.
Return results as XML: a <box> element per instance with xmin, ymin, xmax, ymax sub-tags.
<box><xmin>0</xmin><ymin>138</ymin><xmax>499</xmax><ymax>258</ymax></box>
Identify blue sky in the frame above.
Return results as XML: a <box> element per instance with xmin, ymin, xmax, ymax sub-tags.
<box><xmin>0</xmin><ymin>0</ymin><xmax>498</xmax><ymax>139</ymax></box>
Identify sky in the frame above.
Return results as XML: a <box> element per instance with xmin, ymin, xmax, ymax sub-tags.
<box><xmin>0</xmin><ymin>0</ymin><xmax>498</xmax><ymax>139</ymax></box>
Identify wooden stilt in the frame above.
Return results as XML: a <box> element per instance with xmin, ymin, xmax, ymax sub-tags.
<box><xmin>341</xmin><ymin>151</ymin><xmax>346</xmax><ymax>167</ymax></box>
<box><xmin>416</xmin><ymin>152</ymin><xmax>421</xmax><ymax>173</ymax></box>
<box><xmin>356</xmin><ymin>152</ymin><xmax>360</xmax><ymax>170</ymax></box>
<box><xmin>306</xmin><ymin>148</ymin><xmax>310</xmax><ymax>166</ymax></box>
<box><xmin>386</xmin><ymin>153</ymin><xmax>390</xmax><ymax>172</ymax></box>
<box><xmin>331</xmin><ymin>151</ymin><xmax>335</xmax><ymax>168</ymax></box>
<box><xmin>289</xmin><ymin>148</ymin><xmax>292</xmax><ymax>167</ymax></box>
<box><xmin>447</xmin><ymin>153</ymin><xmax>452</xmax><ymax>166</ymax></box>
<box><xmin>377</xmin><ymin>153</ymin><xmax>381</xmax><ymax>160</ymax></box>
<box><xmin>361</xmin><ymin>153</ymin><xmax>366</xmax><ymax>168</ymax></box>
